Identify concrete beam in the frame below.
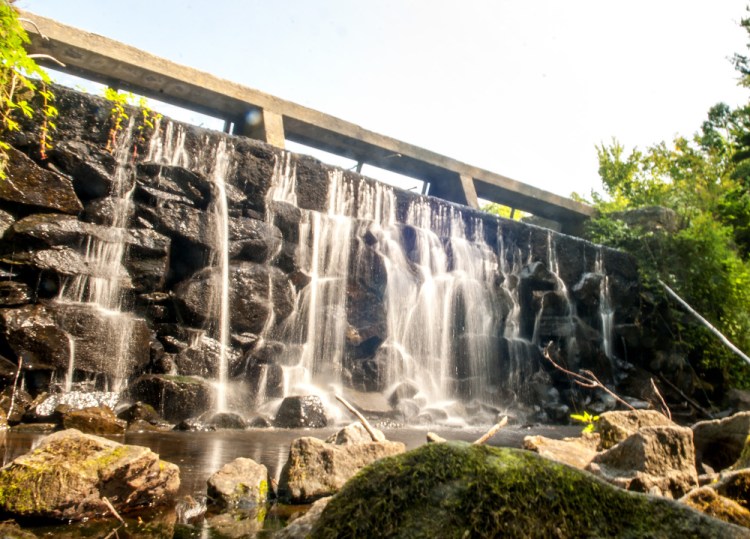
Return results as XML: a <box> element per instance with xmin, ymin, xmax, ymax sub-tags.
<box><xmin>19</xmin><ymin>11</ymin><xmax>595</xmax><ymax>231</ymax></box>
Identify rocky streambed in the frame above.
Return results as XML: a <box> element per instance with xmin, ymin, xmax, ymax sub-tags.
<box><xmin>0</xmin><ymin>408</ymin><xmax>749</xmax><ymax>537</ymax></box>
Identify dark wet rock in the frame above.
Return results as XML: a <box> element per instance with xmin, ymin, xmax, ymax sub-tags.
<box><xmin>129</xmin><ymin>375</ymin><xmax>214</xmax><ymax>423</ymax></box>
<box><xmin>137</xmin><ymin>201</ymin><xmax>210</xmax><ymax>247</ymax></box>
<box><xmin>311</xmin><ymin>442</ymin><xmax>745</xmax><ymax>538</ymax></box>
<box><xmin>2</xmin><ymin>147</ymin><xmax>83</xmax><ymax>214</ymax></box>
<box><xmin>126</xmin><ymin>419</ymin><xmax>172</xmax><ymax>433</ymax></box>
<box><xmin>0</xmin><ymin>429</ymin><xmax>179</xmax><ymax>520</ymax></box>
<box><xmin>269</xmin><ymin>200</ymin><xmax>302</xmax><ymax>242</ymax></box>
<box><xmin>228</xmin><ymin>216</ymin><xmax>283</xmax><ymax>263</ymax></box>
<box><xmin>248</xmin><ymin>416</ymin><xmax>272</xmax><ymax>428</ymax></box>
<box><xmin>173</xmin><ymin>334</ymin><xmax>242</xmax><ymax>378</ymax></box>
<box><xmin>173</xmin><ymin>417</ymin><xmax>216</xmax><ymax>432</ymax></box>
<box><xmin>276</xmin><ymin>496</ymin><xmax>332</xmax><ymax>539</ymax></box>
<box><xmin>0</xmin><ymin>304</ymin><xmax>70</xmax><ymax>370</ymax></box>
<box><xmin>205</xmin><ymin>412</ymin><xmax>247</xmax><ymax>430</ymax></box>
<box><xmin>681</xmin><ymin>486</ymin><xmax>750</xmax><ymax>528</ymax></box>
<box><xmin>61</xmin><ymin>406</ymin><xmax>127</xmax><ymax>435</ymax></box>
<box><xmin>206</xmin><ymin>457</ymin><xmax>269</xmax><ymax>509</ymax></box>
<box><xmin>523</xmin><ymin>433</ymin><xmax>599</xmax><ymax>469</ymax></box>
<box><xmin>117</xmin><ymin>402</ymin><xmax>162</xmax><ymax>425</ymax></box>
<box><xmin>278</xmin><ymin>436</ymin><xmax>406</xmax><ymax>503</ymax></box>
<box><xmin>47</xmin><ymin>139</ymin><xmax>118</xmax><ymax>201</ymax></box>
<box><xmin>388</xmin><ymin>382</ymin><xmax>419</xmax><ymax>408</ymax></box>
<box><xmin>48</xmin><ymin>303</ymin><xmax>151</xmax><ymax>376</ymax></box>
<box><xmin>175</xmin><ymin>263</ymin><xmax>294</xmax><ymax>334</ymax></box>
<box><xmin>728</xmin><ymin>389</ymin><xmax>750</xmax><ymax>413</ymax></box>
<box><xmin>9</xmin><ymin>423</ymin><xmax>57</xmax><ymax>434</ymax></box>
<box><xmin>693</xmin><ymin>412</ymin><xmax>750</xmax><ymax>472</ymax></box>
<box><xmin>274</xmin><ymin>396</ymin><xmax>328</xmax><ymax>428</ymax></box>
<box><xmin>136</xmin><ymin>163</ymin><xmax>210</xmax><ymax>207</ymax></box>
<box><xmin>0</xmin><ymin>387</ymin><xmax>32</xmax><ymax>424</ymax></box>
<box><xmin>597</xmin><ymin>409</ymin><xmax>677</xmax><ymax>450</ymax></box>
<box><xmin>587</xmin><ymin>425</ymin><xmax>698</xmax><ymax>498</ymax></box>
<box><xmin>0</xmin><ymin>282</ymin><xmax>31</xmax><ymax>306</ymax></box>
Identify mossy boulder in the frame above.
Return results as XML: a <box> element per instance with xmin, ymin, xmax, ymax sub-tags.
<box><xmin>206</xmin><ymin>457</ymin><xmax>269</xmax><ymax>509</ymax></box>
<box><xmin>681</xmin><ymin>486</ymin><xmax>750</xmax><ymax>528</ymax></box>
<box><xmin>310</xmin><ymin>442</ymin><xmax>749</xmax><ymax>538</ymax></box>
<box><xmin>0</xmin><ymin>429</ymin><xmax>179</xmax><ymax>521</ymax></box>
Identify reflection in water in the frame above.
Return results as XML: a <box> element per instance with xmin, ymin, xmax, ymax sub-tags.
<box><xmin>0</xmin><ymin>425</ymin><xmax>578</xmax><ymax>498</ymax></box>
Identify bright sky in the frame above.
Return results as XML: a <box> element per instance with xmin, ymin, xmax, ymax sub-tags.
<box><xmin>17</xmin><ymin>0</ymin><xmax>750</xmax><ymax>199</ymax></box>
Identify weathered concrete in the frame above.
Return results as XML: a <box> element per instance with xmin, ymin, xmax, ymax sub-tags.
<box><xmin>20</xmin><ymin>10</ymin><xmax>594</xmax><ymax>232</ymax></box>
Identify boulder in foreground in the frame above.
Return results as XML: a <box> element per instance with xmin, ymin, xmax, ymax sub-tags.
<box><xmin>0</xmin><ymin>429</ymin><xmax>179</xmax><ymax>520</ymax></box>
<box><xmin>310</xmin><ymin>442</ymin><xmax>748</xmax><ymax>538</ymax></box>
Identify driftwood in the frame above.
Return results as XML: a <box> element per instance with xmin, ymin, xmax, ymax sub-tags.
<box><xmin>542</xmin><ymin>342</ymin><xmax>636</xmax><ymax>412</ymax></box>
<box><xmin>335</xmin><ymin>394</ymin><xmax>385</xmax><ymax>442</ymax></box>
<box><xmin>659</xmin><ymin>279</ymin><xmax>750</xmax><ymax>368</ymax></box>
<box><xmin>473</xmin><ymin>416</ymin><xmax>508</xmax><ymax>445</ymax></box>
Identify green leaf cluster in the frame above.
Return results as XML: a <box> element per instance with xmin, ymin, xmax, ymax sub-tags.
<box><xmin>0</xmin><ymin>0</ymin><xmax>56</xmax><ymax>177</ymax></box>
<box><xmin>579</xmin><ymin>59</ymin><xmax>750</xmax><ymax>387</ymax></box>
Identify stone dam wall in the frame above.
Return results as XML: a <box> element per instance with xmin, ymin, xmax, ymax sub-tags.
<box><xmin>0</xmin><ymin>85</ymin><xmax>675</xmax><ymax>425</ymax></box>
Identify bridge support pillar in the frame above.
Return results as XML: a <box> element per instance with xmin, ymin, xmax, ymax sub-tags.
<box><xmin>429</xmin><ymin>173</ymin><xmax>479</xmax><ymax>209</ymax></box>
<box><xmin>236</xmin><ymin>108</ymin><xmax>286</xmax><ymax>148</ymax></box>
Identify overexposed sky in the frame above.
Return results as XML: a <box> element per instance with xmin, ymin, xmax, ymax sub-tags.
<box><xmin>18</xmin><ymin>0</ymin><xmax>750</xmax><ymax>198</ymax></box>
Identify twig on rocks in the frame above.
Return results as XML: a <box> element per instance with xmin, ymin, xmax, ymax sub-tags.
<box><xmin>656</xmin><ymin>374</ymin><xmax>714</xmax><ymax>420</ymax></box>
<box><xmin>102</xmin><ymin>496</ymin><xmax>127</xmax><ymax>527</ymax></box>
<box><xmin>473</xmin><ymin>416</ymin><xmax>508</xmax><ymax>445</ymax></box>
<box><xmin>542</xmin><ymin>342</ymin><xmax>636</xmax><ymax>412</ymax></box>
<box><xmin>650</xmin><ymin>378</ymin><xmax>672</xmax><ymax>421</ymax></box>
<box><xmin>7</xmin><ymin>356</ymin><xmax>22</xmax><ymax>423</ymax></box>
<box><xmin>335</xmin><ymin>394</ymin><xmax>385</xmax><ymax>442</ymax></box>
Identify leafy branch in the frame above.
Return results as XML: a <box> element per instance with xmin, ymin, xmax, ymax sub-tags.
<box><xmin>0</xmin><ymin>0</ymin><xmax>60</xmax><ymax>177</ymax></box>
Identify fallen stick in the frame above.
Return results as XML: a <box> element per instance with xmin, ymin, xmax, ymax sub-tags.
<box><xmin>473</xmin><ymin>416</ymin><xmax>508</xmax><ymax>445</ymax></box>
<box><xmin>102</xmin><ymin>496</ymin><xmax>126</xmax><ymax>527</ymax></box>
<box><xmin>335</xmin><ymin>394</ymin><xmax>385</xmax><ymax>442</ymax></box>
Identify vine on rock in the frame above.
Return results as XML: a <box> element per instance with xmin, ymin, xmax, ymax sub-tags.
<box><xmin>0</xmin><ymin>0</ymin><xmax>58</xmax><ymax>178</ymax></box>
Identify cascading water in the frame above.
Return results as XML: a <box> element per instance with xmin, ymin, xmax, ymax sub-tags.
<box><xmin>208</xmin><ymin>140</ymin><xmax>233</xmax><ymax>412</ymax></box>
<box><xmin>596</xmin><ymin>249</ymin><xmax>615</xmax><ymax>362</ymax></box>
<box><xmin>56</xmin><ymin>118</ymin><xmax>139</xmax><ymax>392</ymax></box>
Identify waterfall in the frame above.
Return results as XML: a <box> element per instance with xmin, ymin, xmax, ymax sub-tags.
<box><xmin>208</xmin><ymin>140</ymin><xmax>233</xmax><ymax>412</ymax></box>
<box><xmin>596</xmin><ymin>249</ymin><xmax>615</xmax><ymax>362</ymax></box>
<box><xmin>56</xmin><ymin>118</ymin><xmax>138</xmax><ymax>392</ymax></box>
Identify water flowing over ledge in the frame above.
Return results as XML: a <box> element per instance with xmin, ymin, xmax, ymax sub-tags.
<box><xmin>0</xmin><ymin>85</ymin><xmax>649</xmax><ymax>427</ymax></box>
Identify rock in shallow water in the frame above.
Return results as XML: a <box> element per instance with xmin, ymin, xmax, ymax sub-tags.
<box><xmin>207</xmin><ymin>457</ymin><xmax>269</xmax><ymax>509</ymax></box>
<box><xmin>0</xmin><ymin>429</ymin><xmax>179</xmax><ymax>520</ymax></box>
<box><xmin>278</xmin><ymin>436</ymin><xmax>405</xmax><ymax>503</ymax></box>
<box><xmin>274</xmin><ymin>395</ymin><xmax>328</xmax><ymax>428</ymax></box>
<box><xmin>311</xmin><ymin>442</ymin><xmax>748</xmax><ymax>538</ymax></box>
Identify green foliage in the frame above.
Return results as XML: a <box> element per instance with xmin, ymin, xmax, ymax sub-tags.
<box><xmin>481</xmin><ymin>202</ymin><xmax>524</xmax><ymax>220</ymax></box>
<box><xmin>570</xmin><ymin>411</ymin><xmax>600</xmax><ymax>434</ymax></box>
<box><xmin>103</xmin><ymin>87</ymin><xmax>161</xmax><ymax>152</ymax></box>
<box><xmin>0</xmin><ymin>0</ymin><xmax>56</xmax><ymax>177</ymax></box>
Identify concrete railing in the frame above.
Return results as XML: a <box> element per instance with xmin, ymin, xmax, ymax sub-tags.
<box><xmin>20</xmin><ymin>11</ymin><xmax>596</xmax><ymax>234</ymax></box>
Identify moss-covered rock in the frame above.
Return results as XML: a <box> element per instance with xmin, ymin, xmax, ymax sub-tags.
<box><xmin>681</xmin><ymin>487</ymin><xmax>750</xmax><ymax>528</ymax></box>
<box><xmin>311</xmin><ymin>442</ymin><xmax>749</xmax><ymax>538</ymax></box>
<box><xmin>0</xmin><ymin>429</ymin><xmax>179</xmax><ymax>521</ymax></box>
<box><xmin>207</xmin><ymin>457</ymin><xmax>269</xmax><ymax>509</ymax></box>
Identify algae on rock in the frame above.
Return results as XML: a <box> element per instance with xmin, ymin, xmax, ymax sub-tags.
<box><xmin>310</xmin><ymin>442</ymin><xmax>749</xmax><ymax>538</ymax></box>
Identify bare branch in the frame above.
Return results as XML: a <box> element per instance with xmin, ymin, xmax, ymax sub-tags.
<box><xmin>656</xmin><ymin>374</ymin><xmax>714</xmax><ymax>420</ymax></box>
<box><xmin>650</xmin><ymin>378</ymin><xmax>671</xmax><ymax>421</ymax></box>
<box><xmin>27</xmin><ymin>54</ymin><xmax>66</xmax><ymax>68</ymax></box>
<box><xmin>542</xmin><ymin>342</ymin><xmax>635</xmax><ymax>412</ymax></box>
<box><xmin>18</xmin><ymin>18</ymin><xmax>48</xmax><ymax>40</ymax></box>
<box><xmin>335</xmin><ymin>394</ymin><xmax>385</xmax><ymax>442</ymax></box>
<box><xmin>473</xmin><ymin>416</ymin><xmax>508</xmax><ymax>445</ymax></box>
<box><xmin>102</xmin><ymin>496</ymin><xmax>126</xmax><ymax>527</ymax></box>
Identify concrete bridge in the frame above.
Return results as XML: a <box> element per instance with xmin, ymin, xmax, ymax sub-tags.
<box><xmin>20</xmin><ymin>11</ymin><xmax>596</xmax><ymax>234</ymax></box>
